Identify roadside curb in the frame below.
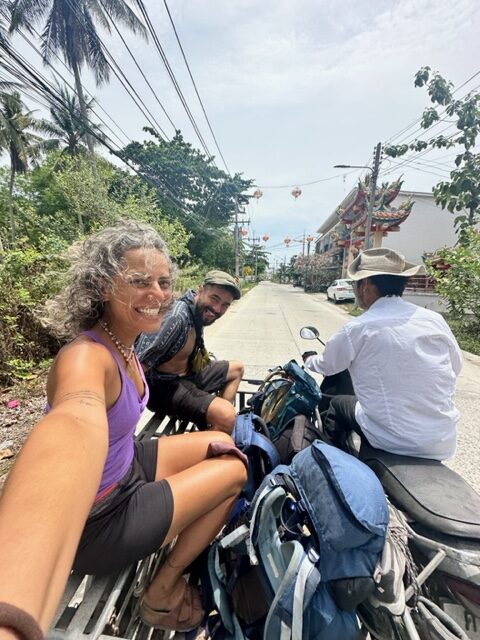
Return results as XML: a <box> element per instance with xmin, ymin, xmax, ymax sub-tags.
<box><xmin>462</xmin><ymin>350</ymin><xmax>480</xmax><ymax>366</ymax></box>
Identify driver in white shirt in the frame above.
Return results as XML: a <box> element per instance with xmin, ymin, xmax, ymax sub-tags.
<box><xmin>303</xmin><ymin>248</ymin><xmax>463</xmax><ymax>460</ymax></box>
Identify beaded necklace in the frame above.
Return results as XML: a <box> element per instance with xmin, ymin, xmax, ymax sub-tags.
<box><xmin>99</xmin><ymin>320</ymin><xmax>135</xmax><ymax>364</ymax></box>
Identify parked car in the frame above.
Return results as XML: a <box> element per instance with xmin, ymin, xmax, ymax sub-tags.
<box><xmin>326</xmin><ymin>279</ymin><xmax>355</xmax><ymax>303</ymax></box>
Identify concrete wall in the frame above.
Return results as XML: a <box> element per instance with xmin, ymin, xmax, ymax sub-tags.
<box><xmin>403</xmin><ymin>291</ymin><xmax>449</xmax><ymax>313</ymax></box>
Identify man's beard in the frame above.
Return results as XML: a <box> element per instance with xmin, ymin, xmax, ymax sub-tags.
<box><xmin>195</xmin><ymin>302</ymin><xmax>220</xmax><ymax>326</ymax></box>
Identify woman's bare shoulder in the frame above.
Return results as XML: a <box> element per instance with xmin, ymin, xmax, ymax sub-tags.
<box><xmin>47</xmin><ymin>335</ymin><xmax>117</xmax><ymax>405</ymax></box>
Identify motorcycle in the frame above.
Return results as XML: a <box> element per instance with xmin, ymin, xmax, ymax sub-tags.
<box><xmin>298</xmin><ymin>325</ymin><xmax>480</xmax><ymax>640</ymax></box>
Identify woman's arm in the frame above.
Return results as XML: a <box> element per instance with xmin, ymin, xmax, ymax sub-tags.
<box><xmin>0</xmin><ymin>341</ymin><xmax>112</xmax><ymax>637</ymax></box>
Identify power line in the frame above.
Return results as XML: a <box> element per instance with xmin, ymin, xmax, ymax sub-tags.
<box><xmin>162</xmin><ymin>0</ymin><xmax>230</xmax><ymax>174</ymax></box>
<box><xmin>63</xmin><ymin>0</ymin><xmax>169</xmax><ymax>141</ymax></box>
<box><xmin>385</xmin><ymin>70</ymin><xmax>480</xmax><ymax>145</ymax></box>
<box><xmin>135</xmin><ymin>0</ymin><xmax>214</xmax><ymax>159</ymax></box>
<box><xmin>1</xmin><ymin>14</ymin><xmax>242</xmax><ymax>239</ymax></box>
<box><xmin>98</xmin><ymin>0</ymin><xmax>176</xmax><ymax>135</ymax></box>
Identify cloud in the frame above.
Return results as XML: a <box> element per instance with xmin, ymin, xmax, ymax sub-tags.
<box><xmin>161</xmin><ymin>0</ymin><xmax>479</xmax><ymax>112</ymax></box>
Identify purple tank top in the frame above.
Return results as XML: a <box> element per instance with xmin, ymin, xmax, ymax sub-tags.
<box><xmin>47</xmin><ymin>331</ymin><xmax>149</xmax><ymax>496</ymax></box>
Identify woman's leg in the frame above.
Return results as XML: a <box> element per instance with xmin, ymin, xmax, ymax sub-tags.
<box><xmin>145</xmin><ymin>431</ymin><xmax>247</xmax><ymax>610</ymax></box>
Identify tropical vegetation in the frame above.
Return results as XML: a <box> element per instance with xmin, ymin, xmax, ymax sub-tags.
<box><xmin>0</xmin><ymin>2</ymin><xmax>254</xmax><ymax>385</ymax></box>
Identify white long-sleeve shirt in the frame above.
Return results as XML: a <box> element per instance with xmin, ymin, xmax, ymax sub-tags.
<box><xmin>305</xmin><ymin>296</ymin><xmax>463</xmax><ymax>460</ymax></box>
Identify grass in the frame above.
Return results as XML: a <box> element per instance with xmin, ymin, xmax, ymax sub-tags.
<box><xmin>240</xmin><ymin>281</ymin><xmax>257</xmax><ymax>295</ymax></box>
<box><xmin>446</xmin><ymin>319</ymin><xmax>480</xmax><ymax>356</ymax></box>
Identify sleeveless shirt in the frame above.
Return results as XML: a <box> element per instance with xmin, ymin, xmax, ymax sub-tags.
<box><xmin>46</xmin><ymin>330</ymin><xmax>149</xmax><ymax>496</ymax></box>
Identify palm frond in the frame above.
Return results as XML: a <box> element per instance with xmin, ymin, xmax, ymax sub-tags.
<box><xmin>91</xmin><ymin>0</ymin><xmax>147</xmax><ymax>38</ymax></box>
<box><xmin>8</xmin><ymin>0</ymin><xmax>51</xmax><ymax>32</ymax></box>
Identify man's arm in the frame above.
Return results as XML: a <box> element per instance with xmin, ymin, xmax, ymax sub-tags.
<box><xmin>304</xmin><ymin>326</ymin><xmax>355</xmax><ymax>376</ymax></box>
<box><xmin>136</xmin><ymin>307</ymin><xmax>186</xmax><ymax>371</ymax></box>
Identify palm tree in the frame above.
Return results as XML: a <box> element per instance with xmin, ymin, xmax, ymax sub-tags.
<box><xmin>0</xmin><ymin>91</ymin><xmax>54</xmax><ymax>246</ymax></box>
<box><xmin>43</xmin><ymin>83</ymin><xmax>104</xmax><ymax>156</ymax></box>
<box><xmin>8</xmin><ymin>0</ymin><xmax>146</xmax><ymax>155</ymax></box>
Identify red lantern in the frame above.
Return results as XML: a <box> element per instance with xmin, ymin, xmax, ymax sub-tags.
<box><xmin>306</xmin><ymin>234</ymin><xmax>314</xmax><ymax>243</ymax></box>
<box><xmin>262</xmin><ymin>234</ymin><xmax>269</xmax><ymax>242</ymax></box>
<box><xmin>291</xmin><ymin>187</ymin><xmax>302</xmax><ymax>200</ymax></box>
<box><xmin>241</xmin><ymin>228</ymin><xmax>248</xmax><ymax>237</ymax></box>
<box><xmin>284</xmin><ymin>237</ymin><xmax>291</xmax><ymax>246</ymax></box>
<box><xmin>253</xmin><ymin>188</ymin><xmax>263</xmax><ymax>202</ymax></box>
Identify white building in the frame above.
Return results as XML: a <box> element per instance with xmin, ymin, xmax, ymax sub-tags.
<box><xmin>315</xmin><ymin>189</ymin><xmax>457</xmax><ymax>267</ymax></box>
<box><xmin>314</xmin><ymin>189</ymin><xmax>459</xmax><ymax>311</ymax></box>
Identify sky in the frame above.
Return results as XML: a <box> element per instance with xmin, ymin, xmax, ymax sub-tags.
<box><xmin>6</xmin><ymin>0</ymin><xmax>480</xmax><ymax>265</ymax></box>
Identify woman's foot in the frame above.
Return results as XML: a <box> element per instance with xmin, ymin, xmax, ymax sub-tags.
<box><xmin>140</xmin><ymin>579</ymin><xmax>204</xmax><ymax>632</ymax></box>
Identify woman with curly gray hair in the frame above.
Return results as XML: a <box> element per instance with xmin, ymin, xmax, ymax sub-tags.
<box><xmin>0</xmin><ymin>220</ymin><xmax>247</xmax><ymax>638</ymax></box>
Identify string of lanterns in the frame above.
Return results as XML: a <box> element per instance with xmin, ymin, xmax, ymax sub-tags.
<box><xmin>248</xmin><ymin>186</ymin><xmax>305</xmax><ymax>249</ymax></box>
<box><xmin>252</xmin><ymin>187</ymin><xmax>302</xmax><ymax>202</ymax></box>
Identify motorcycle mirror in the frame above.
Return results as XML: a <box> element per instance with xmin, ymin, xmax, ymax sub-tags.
<box><xmin>300</xmin><ymin>326</ymin><xmax>320</xmax><ymax>340</ymax></box>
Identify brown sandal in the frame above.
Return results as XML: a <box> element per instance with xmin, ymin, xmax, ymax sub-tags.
<box><xmin>140</xmin><ymin>580</ymin><xmax>204</xmax><ymax>632</ymax></box>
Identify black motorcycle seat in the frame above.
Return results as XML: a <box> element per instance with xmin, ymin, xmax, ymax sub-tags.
<box><xmin>360</xmin><ymin>443</ymin><xmax>480</xmax><ymax>540</ymax></box>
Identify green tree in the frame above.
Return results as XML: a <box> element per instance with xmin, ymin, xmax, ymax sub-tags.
<box><xmin>0</xmin><ymin>91</ymin><xmax>53</xmax><ymax>247</ymax></box>
<box><xmin>8</xmin><ymin>0</ymin><xmax>146</xmax><ymax>155</ymax></box>
<box><xmin>243</xmin><ymin>243</ymin><xmax>269</xmax><ymax>279</ymax></box>
<box><xmin>427</xmin><ymin>228</ymin><xmax>480</xmax><ymax>326</ymax></box>
<box><xmin>200</xmin><ymin>232</ymin><xmax>236</xmax><ymax>273</ymax></box>
<box><xmin>43</xmin><ymin>84</ymin><xmax>104</xmax><ymax>156</ymax></box>
<box><xmin>122</xmin><ymin>129</ymin><xmax>254</xmax><ymax>264</ymax></box>
<box><xmin>384</xmin><ymin>67</ymin><xmax>480</xmax><ymax>242</ymax></box>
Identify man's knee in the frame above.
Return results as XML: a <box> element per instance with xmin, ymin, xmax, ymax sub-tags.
<box><xmin>227</xmin><ymin>360</ymin><xmax>244</xmax><ymax>382</ymax></box>
<box><xmin>206</xmin><ymin>398</ymin><xmax>236</xmax><ymax>434</ymax></box>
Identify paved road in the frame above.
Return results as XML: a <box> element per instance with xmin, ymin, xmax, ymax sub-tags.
<box><xmin>205</xmin><ymin>281</ymin><xmax>480</xmax><ymax>492</ymax></box>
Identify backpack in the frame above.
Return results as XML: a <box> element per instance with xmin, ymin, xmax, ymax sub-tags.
<box><xmin>249</xmin><ymin>360</ymin><xmax>322</xmax><ymax>443</ymax></box>
<box><xmin>232</xmin><ymin>411</ymin><xmax>281</xmax><ymax>504</ymax></box>
<box><xmin>274</xmin><ymin>413</ymin><xmax>319</xmax><ymax>465</ymax></box>
<box><xmin>206</xmin><ymin>440</ymin><xmax>389</xmax><ymax>640</ymax></box>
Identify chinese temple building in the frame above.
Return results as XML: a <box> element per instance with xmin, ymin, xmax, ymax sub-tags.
<box><xmin>335</xmin><ymin>175</ymin><xmax>413</xmax><ymax>273</ymax></box>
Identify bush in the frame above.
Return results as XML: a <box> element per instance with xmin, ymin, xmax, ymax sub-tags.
<box><xmin>427</xmin><ymin>229</ymin><xmax>480</xmax><ymax>325</ymax></box>
<box><xmin>0</xmin><ymin>235</ymin><xmax>68</xmax><ymax>384</ymax></box>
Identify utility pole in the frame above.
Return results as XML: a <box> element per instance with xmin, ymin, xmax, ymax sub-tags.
<box><xmin>233</xmin><ymin>197</ymin><xmax>249</xmax><ymax>279</ymax></box>
<box><xmin>249</xmin><ymin>233</ymin><xmax>261</xmax><ymax>281</ymax></box>
<box><xmin>234</xmin><ymin>197</ymin><xmax>240</xmax><ymax>279</ymax></box>
<box><xmin>364</xmin><ymin>142</ymin><xmax>382</xmax><ymax>251</ymax></box>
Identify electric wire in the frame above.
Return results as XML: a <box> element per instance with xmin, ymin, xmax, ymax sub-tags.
<box><xmin>98</xmin><ymin>0</ymin><xmax>176</xmax><ymax>135</ymax></box>
<box><xmin>63</xmin><ymin>0</ymin><xmax>169</xmax><ymax>140</ymax></box>
<box><xmin>135</xmin><ymin>0</ymin><xmax>213</xmax><ymax>159</ymax></box>
<box><xmin>0</xmin><ymin>4</ymin><xmax>131</xmax><ymax>148</ymax></box>
<box><xmin>385</xmin><ymin>70</ymin><xmax>480</xmax><ymax>145</ymax></box>
<box><xmin>162</xmin><ymin>0</ymin><xmax>230</xmax><ymax>174</ymax></box>
<box><xmin>2</xmin><ymin>12</ymin><xmax>246</xmax><ymax>237</ymax></box>
<box><xmin>60</xmin><ymin>0</ymin><xmax>240</xmax><ymax>230</ymax></box>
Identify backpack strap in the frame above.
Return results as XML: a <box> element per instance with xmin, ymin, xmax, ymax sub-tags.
<box><xmin>207</xmin><ymin>544</ymin><xmax>246</xmax><ymax>640</ymax></box>
<box><xmin>248</xmin><ymin>480</ymin><xmax>321</xmax><ymax>640</ymax></box>
<box><xmin>263</xmin><ymin>546</ymin><xmax>321</xmax><ymax>640</ymax></box>
<box><xmin>233</xmin><ymin>414</ymin><xmax>281</xmax><ymax>469</ymax></box>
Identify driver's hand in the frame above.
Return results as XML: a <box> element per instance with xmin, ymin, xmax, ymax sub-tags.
<box><xmin>302</xmin><ymin>350</ymin><xmax>318</xmax><ymax>362</ymax></box>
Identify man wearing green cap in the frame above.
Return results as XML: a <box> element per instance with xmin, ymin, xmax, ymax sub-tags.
<box><xmin>136</xmin><ymin>270</ymin><xmax>243</xmax><ymax>433</ymax></box>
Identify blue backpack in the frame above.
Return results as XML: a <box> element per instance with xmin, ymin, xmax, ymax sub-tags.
<box><xmin>206</xmin><ymin>440</ymin><xmax>389</xmax><ymax>640</ymax></box>
<box><xmin>231</xmin><ymin>411</ymin><xmax>281</xmax><ymax>504</ymax></box>
<box><xmin>250</xmin><ymin>360</ymin><xmax>322</xmax><ymax>442</ymax></box>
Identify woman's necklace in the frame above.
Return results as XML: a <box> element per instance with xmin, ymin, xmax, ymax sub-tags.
<box><xmin>99</xmin><ymin>320</ymin><xmax>135</xmax><ymax>364</ymax></box>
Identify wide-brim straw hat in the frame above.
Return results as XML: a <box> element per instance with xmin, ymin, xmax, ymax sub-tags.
<box><xmin>347</xmin><ymin>248</ymin><xmax>425</xmax><ymax>281</ymax></box>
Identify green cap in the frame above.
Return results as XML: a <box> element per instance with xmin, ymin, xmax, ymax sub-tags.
<box><xmin>203</xmin><ymin>270</ymin><xmax>241</xmax><ymax>300</ymax></box>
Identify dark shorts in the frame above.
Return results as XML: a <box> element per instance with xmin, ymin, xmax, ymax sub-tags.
<box><xmin>74</xmin><ymin>439</ymin><xmax>174</xmax><ymax>576</ymax></box>
<box><xmin>147</xmin><ymin>360</ymin><xmax>229</xmax><ymax>429</ymax></box>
